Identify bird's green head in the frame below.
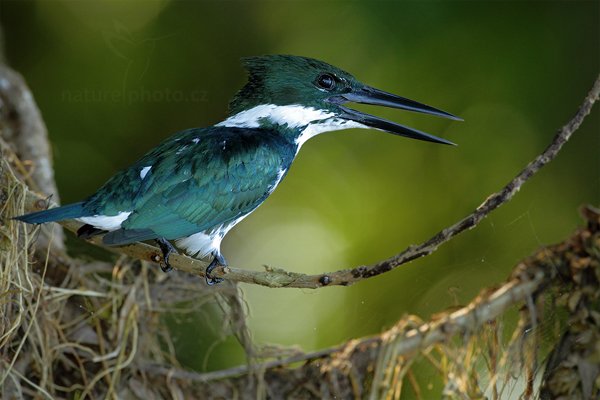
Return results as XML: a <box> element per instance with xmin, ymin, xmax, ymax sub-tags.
<box><xmin>229</xmin><ymin>55</ymin><xmax>361</xmax><ymax>113</ymax></box>
<box><xmin>222</xmin><ymin>55</ymin><xmax>460</xmax><ymax>146</ymax></box>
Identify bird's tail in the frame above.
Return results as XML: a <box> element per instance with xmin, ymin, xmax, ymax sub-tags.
<box><xmin>14</xmin><ymin>202</ymin><xmax>86</xmax><ymax>224</ymax></box>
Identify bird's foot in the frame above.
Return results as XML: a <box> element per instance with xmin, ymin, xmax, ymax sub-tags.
<box><xmin>206</xmin><ymin>253</ymin><xmax>226</xmax><ymax>285</ymax></box>
<box><xmin>155</xmin><ymin>238</ymin><xmax>178</xmax><ymax>273</ymax></box>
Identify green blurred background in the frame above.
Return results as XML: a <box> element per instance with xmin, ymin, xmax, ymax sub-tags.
<box><xmin>1</xmin><ymin>0</ymin><xmax>598</xmax><ymax>388</ymax></box>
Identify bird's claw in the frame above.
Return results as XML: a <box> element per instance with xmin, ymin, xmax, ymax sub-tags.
<box><xmin>206</xmin><ymin>255</ymin><xmax>225</xmax><ymax>285</ymax></box>
<box><xmin>155</xmin><ymin>238</ymin><xmax>177</xmax><ymax>273</ymax></box>
<box><xmin>160</xmin><ymin>258</ymin><xmax>173</xmax><ymax>273</ymax></box>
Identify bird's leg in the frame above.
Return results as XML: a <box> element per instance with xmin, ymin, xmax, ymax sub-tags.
<box><xmin>155</xmin><ymin>237</ymin><xmax>177</xmax><ymax>272</ymax></box>
<box><xmin>206</xmin><ymin>252</ymin><xmax>226</xmax><ymax>285</ymax></box>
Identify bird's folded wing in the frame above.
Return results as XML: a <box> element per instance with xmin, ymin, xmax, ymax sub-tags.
<box><xmin>115</xmin><ymin>139</ymin><xmax>284</xmax><ymax>242</ymax></box>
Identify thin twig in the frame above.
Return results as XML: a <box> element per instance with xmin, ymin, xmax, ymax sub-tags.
<box><xmin>18</xmin><ymin>74</ymin><xmax>600</xmax><ymax>289</ymax></box>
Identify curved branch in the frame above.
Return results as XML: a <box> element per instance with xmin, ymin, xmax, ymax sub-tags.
<box><xmin>139</xmin><ymin>205</ymin><xmax>600</xmax><ymax>398</ymax></box>
<box><xmin>19</xmin><ymin>74</ymin><xmax>600</xmax><ymax>288</ymax></box>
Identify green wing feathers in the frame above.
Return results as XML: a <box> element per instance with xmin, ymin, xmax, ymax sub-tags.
<box><xmin>89</xmin><ymin>127</ymin><xmax>295</xmax><ymax>244</ymax></box>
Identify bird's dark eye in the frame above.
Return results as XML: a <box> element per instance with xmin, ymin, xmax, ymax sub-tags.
<box><xmin>316</xmin><ymin>73</ymin><xmax>336</xmax><ymax>90</ymax></box>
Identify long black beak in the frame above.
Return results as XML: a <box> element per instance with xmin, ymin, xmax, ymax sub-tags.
<box><xmin>329</xmin><ymin>86</ymin><xmax>461</xmax><ymax>145</ymax></box>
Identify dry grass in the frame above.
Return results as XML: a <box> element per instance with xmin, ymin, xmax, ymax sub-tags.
<box><xmin>1</xmin><ymin>138</ymin><xmax>598</xmax><ymax>399</ymax></box>
<box><xmin>0</xmin><ymin>142</ymin><xmax>251</xmax><ymax>399</ymax></box>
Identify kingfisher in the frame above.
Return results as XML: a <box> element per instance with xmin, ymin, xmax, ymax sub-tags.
<box><xmin>16</xmin><ymin>55</ymin><xmax>460</xmax><ymax>284</ymax></box>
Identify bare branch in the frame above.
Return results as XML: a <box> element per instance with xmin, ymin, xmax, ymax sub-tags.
<box><xmin>17</xmin><ymin>74</ymin><xmax>600</xmax><ymax>288</ymax></box>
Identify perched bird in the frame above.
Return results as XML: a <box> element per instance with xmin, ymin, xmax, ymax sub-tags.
<box><xmin>16</xmin><ymin>55</ymin><xmax>460</xmax><ymax>284</ymax></box>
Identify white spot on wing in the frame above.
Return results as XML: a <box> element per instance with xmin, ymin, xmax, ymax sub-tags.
<box><xmin>140</xmin><ymin>166</ymin><xmax>151</xmax><ymax>179</ymax></box>
<box><xmin>78</xmin><ymin>211</ymin><xmax>132</xmax><ymax>231</ymax></box>
<box><xmin>192</xmin><ymin>138</ymin><xmax>200</xmax><ymax>144</ymax></box>
<box><xmin>176</xmin><ymin>145</ymin><xmax>188</xmax><ymax>155</ymax></box>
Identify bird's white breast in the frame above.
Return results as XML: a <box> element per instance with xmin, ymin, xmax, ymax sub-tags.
<box><xmin>175</xmin><ymin>214</ymin><xmax>249</xmax><ymax>258</ymax></box>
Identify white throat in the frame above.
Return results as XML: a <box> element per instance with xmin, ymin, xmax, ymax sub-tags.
<box><xmin>216</xmin><ymin>104</ymin><xmax>367</xmax><ymax>149</ymax></box>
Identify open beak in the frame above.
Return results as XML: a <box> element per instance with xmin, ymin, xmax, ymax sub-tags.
<box><xmin>329</xmin><ymin>86</ymin><xmax>461</xmax><ymax>145</ymax></box>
